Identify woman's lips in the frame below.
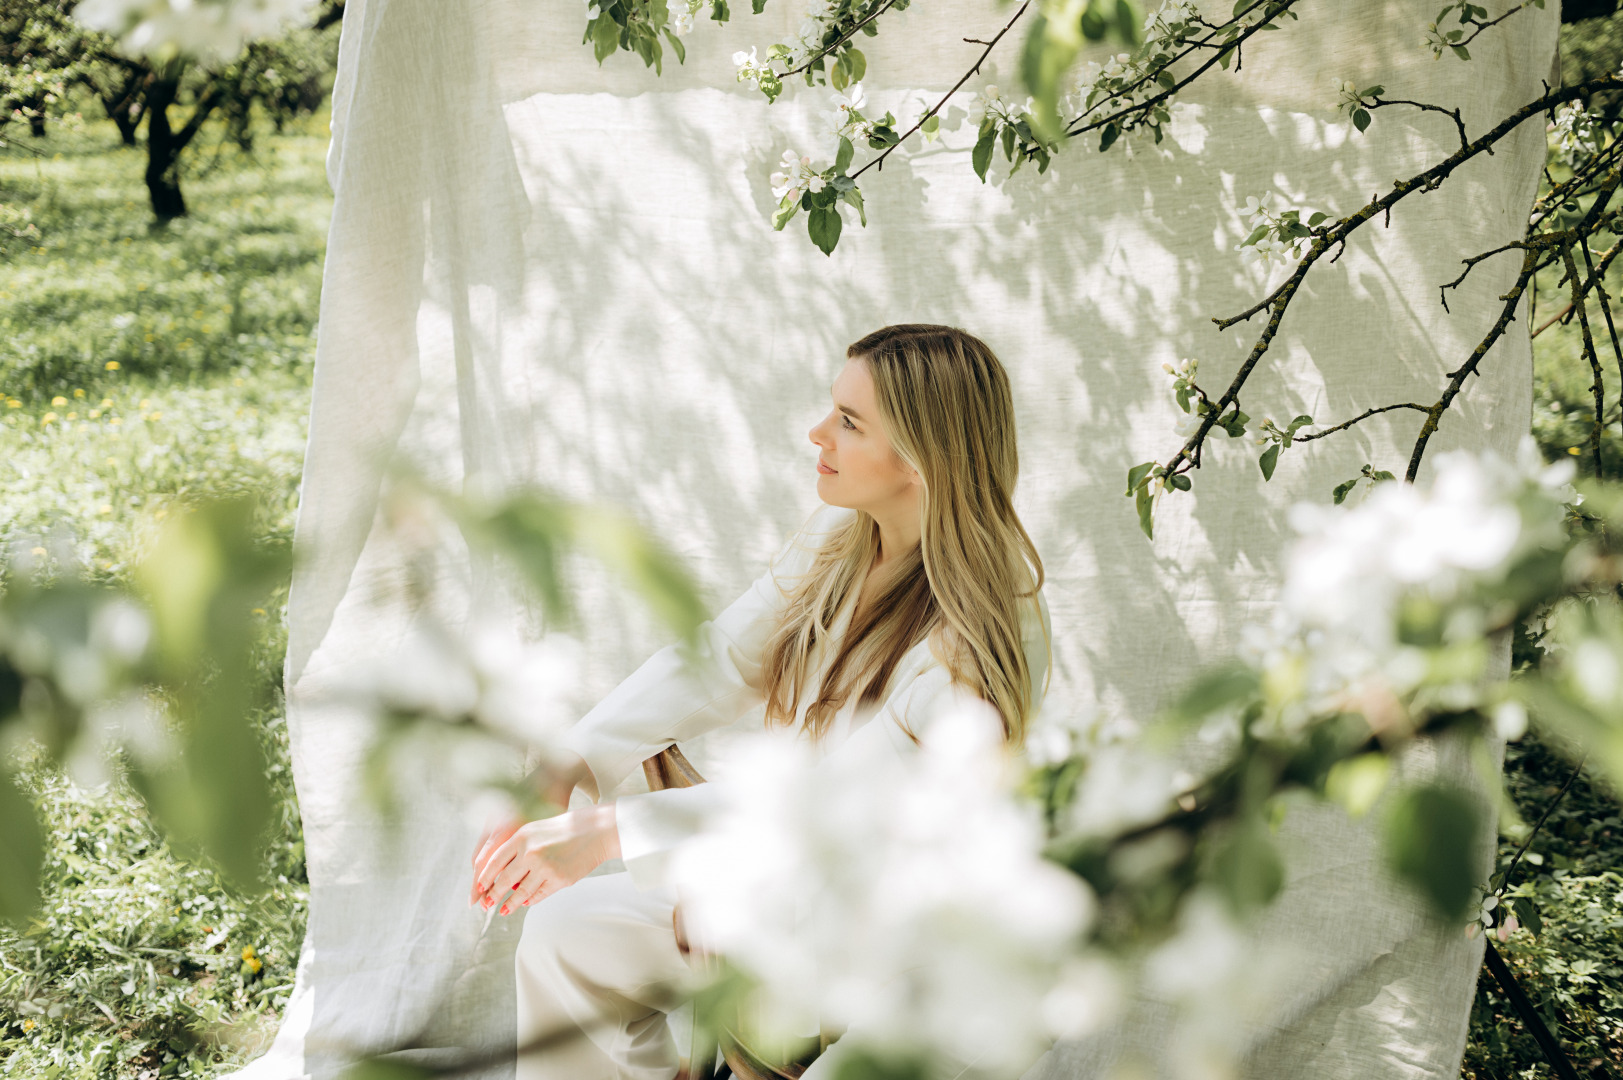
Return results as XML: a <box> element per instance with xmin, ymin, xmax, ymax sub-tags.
<box><xmin>817</xmin><ymin>459</ymin><xmax>837</xmax><ymax>474</ymax></box>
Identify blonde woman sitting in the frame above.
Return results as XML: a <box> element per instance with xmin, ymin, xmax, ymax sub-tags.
<box><xmin>470</xmin><ymin>324</ymin><xmax>1052</xmax><ymax>1080</ymax></box>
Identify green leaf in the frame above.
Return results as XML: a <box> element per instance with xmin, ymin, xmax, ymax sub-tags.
<box><xmin>972</xmin><ymin>125</ymin><xmax>997</xmax><ymax>182</ymax></box>
<box><xmin>750</xmin><ymin>0</ymin><xmax>766</xmax><ymax>11</ymax></box>
<box><xmin>921</xmin><ymin>114</ymin><xmax>939</xmax><ymax>134</ymax></box>
<box><xmin>830</xmin><ymin>55</ymin><xmax>849</xmax><ymax>90</ymax></box>
<box><xmin>662</xmin><ymin>27</ymin><xmax>686</xmax><ymax>64</ymax></box>
<box><xmin>1175</xmin><ymin>386</ymin><xmax>1190</xmax><ymax>413</ymax></box>
<box><xmin>1126</xmin><ymin>460</ymin><xmax>1156</xmax><ymax>495</ymax></box>
<box><xmin>1243</xmin><ymin>224</ymin><xmax>1270</xmax><ymax>247</ymax></box>
<box><xmin>1370</xmin><ymin>468</ymin><xmax>1396</xmax><ymax>483</ymax></box>
<box><xmin>1325</xmin><ymin>752</ymin><xmax>1389</xmax><ymax>817</ymax></box>
<box><xmin>1215</xmin><ymin>819</ymin><xmax>1284</xmax><ymax>914</ymax></box>
<box><xmin>1512</xmin><ymin>895</ymin><xmax>1542</xmax><ymax>936</ymax></box>
<box><xmin>844</xmin><ymin>47</ymin><xmax>866</xmax><ymax>83</ymax></box>
<box><xmin>840</xmin><ymin>185</ymin><xmax>866</xmax><ymax>227</ymax></box>
<box><xmin>1259</xmin><ymin>442</ymin><xmax>1280</xmax><ymax>480</ymax></box>
<box><xmin>1385</xmin><ymin>784</ymin><xmax>1482</xmax><ymax>921</ymax></box>
<box><xmin>1288</xmin><ymin>414</ymin><xmax>1313</xmax><ymax>430</ymax></box>
<box><xmin>1099</xmin><ymin>123</ymin><xmax>1120</xmax><ymax>152</ymax></box>
<box><xmin>1352</xmin><ymin>108</ymin><xmax>1370</xmax><ymax>133</ymax></box>
<box><xmin>1332</xmin><ymin>477</ymin><xmax>1359</xmax><ymax>504</ymax></box>
<box><xmin>771</xmin><ymin>196</ymin><xmax>799</xmax><ymax>231</ymax></box>
<box><xmin>1364</xmin><ymin>84</ymin><xmax>1384</xmax><ymax>97</ymax></box>
<box><xmin>1166</xmin><ymin>663</ymin><xmax>1259</xmax><ymax>724</ymax></box>
<box><xmin>709</xmin><ymin>0</ymin><xmax>728</xmax><ymax>21</ymax></box>
<box><xmin>1451</xmin><ymin>44</ymin><xmax>1469</xmax><ymax>61</ymax></box>
<box><xmin>835</xmin><ymin>137</ymin><xmax>854</xmax><ymax>175</ymax></box>
<box><xmin>1001</xmin><ymin>122</ymin><xmax>1017</xmax><ymax>162</ymax></box>
<box><xmin>807</xmin><ymin>204</ymin><xmax>843</xmax><ymax>255</ymax></box>
<box><xmin>591</xmin><ymin>15</ymin><xmax>620</xmax><ymax>63</ymax></box>
<box><xmin>0</xmin><ymin>768</ymin><xmax>42</xmax><ymax>924</ymax></box>
<box><xmin>1136</xmin><ymin>484</ymin><xmax>1155</xmax><ymax>540</ymax></box>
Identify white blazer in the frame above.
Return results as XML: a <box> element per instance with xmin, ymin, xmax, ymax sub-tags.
<box><xmin>562</xmin><ymin>503</ymin><xmax>1052</xmax><ymax>890</ymax></box>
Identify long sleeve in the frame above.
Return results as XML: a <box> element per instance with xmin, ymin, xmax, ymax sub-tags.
<box><xmin>611</xmin><ymin>587</ymin><xmax>1053</xmax><ymax>891</ymax></box>
<box><xmin>561</xmin><ymin>504</ymin><xmax>852</xmax><ymax>801</ymax></box>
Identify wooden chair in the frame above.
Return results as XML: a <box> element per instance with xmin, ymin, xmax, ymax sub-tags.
<box><xmin>642</xmin><ymin>745</ymin><xmax>833</xmax><ymax>1080</ymax></box>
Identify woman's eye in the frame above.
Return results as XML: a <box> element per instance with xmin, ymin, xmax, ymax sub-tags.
<box><xmin>841</xmin><ymin>415</ymin><xmax>857</xmax><ymax>431</ymax></box>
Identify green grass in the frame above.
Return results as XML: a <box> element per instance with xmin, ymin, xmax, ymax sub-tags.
<box><xmin>0</xmin><ymin>109</ymin><xmax>324</xmax><ymax>1078</ymax></box>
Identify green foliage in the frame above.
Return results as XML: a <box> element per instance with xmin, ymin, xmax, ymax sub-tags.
<box><xmin>0</xmin><ymin>108</ymin><xmax>320</xmax><ymax>1078</ymax></box>
<box><xmin>1384</xmin><ymin>784</ymin><xmax>1483</xmax><ymax>921</ymax></box>
<box><xmin>1463</xmin><ymin>736</ymin><xmax>1623</xmax><ymax>1080</ymax></box>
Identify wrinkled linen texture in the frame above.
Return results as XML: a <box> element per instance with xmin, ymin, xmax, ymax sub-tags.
<box><xmin>233</xmin><ymin>0</ymin><xmax>1557</xmax><ymax>1077</ymax></box>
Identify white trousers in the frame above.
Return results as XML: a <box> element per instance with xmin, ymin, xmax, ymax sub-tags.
<box><xmin>514</xmin><ymin>869</ymin><xmax>691</xmax><ymax>1080</ymax></box>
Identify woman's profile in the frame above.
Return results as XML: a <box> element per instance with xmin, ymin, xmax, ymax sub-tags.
<box><xmin>469</xmin><ymin>323</ymin><xmax>1051</xmax><ymax>1080</ymax></box>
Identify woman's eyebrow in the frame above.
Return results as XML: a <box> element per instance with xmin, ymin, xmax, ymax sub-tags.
<box><xmin>837</xmin><ymin>403</ymin><xmax>865</xmax><ymax>422</ymax></box>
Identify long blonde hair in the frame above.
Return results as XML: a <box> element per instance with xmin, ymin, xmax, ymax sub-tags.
<box><xmin>761</xmin><ymin>324</ymin><xmax>1045</xmax><ymax>747</ymax></box>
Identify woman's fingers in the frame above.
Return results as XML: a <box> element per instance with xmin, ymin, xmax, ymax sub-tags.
<box><xmin>473</xmin><ymin>833</ymin><xmax>523</xmax><ymax>904</ymax></box>
<box><xmin>511</xmin><ymin>873</ymin><xmax>551</xmax><ymax>910</ymax></box>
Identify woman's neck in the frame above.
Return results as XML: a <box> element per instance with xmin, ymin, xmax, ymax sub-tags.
<box><xmin>869</xmin><ymin>499</ymin><xmax>921</xmax><ymax>569</ymax></box>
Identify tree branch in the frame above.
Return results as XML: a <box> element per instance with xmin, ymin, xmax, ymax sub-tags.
<box><xmin>849</xmin><ymin>1</ymin><xmax>1029</xmax><ymax>181</ymax></box>
<box><xmin>1293</xmin><ymin>403</ymin><xmax>1430</xmax><ymax>443</ymax></box>
<box><xmin>783</xmin><ymin>0</ymin><xmax>902</xmax><ymax>78</ymax></box>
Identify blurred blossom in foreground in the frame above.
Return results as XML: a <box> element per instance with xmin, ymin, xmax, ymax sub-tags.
<box><xmin>75</xmin><ymin>0</ymin><xmax>317</xmax><ymax>62</ymax></box>
<box><xmin>342</xmin><ymin>624</ymin><xmax>582</xmax><ymax>813</ymax></box>
<box><xmin>671</xmin><ymin>703</ymin><xmax>1100</xmax><ymax>1076</ymax></box>
<box><xmin>1245</xmin><ymin>441</ymin><xmax>1574</xmax><ymax>736</ymax></box>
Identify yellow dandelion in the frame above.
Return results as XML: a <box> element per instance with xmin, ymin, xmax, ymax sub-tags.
<box><xmin>100</xmin><ymin>398</ymin><xmax>112</xmax><ymax>408</ymax></box>
<box><xmin>98</xmin><ymin>505</ymin><xmax>112</xmax><ymax>515</ymax></box>
<box><xmin>192</xmin><ymin>309</ymin><xmax>203</xmax><ymax>319</ymax></box>
<box><xmin>30</xmin><ymin>546</ymin><xmax>46</xmax><ymax>556</ymax></box>
<box><xmin>1569</xmin><ymin>446</ymin><xmax>1581</xmax><ymax>456</ymax></box>
<box><xmin>51</xmin><ymin>396</ymin><xmax>66</xmax><ymax>407</ymax></box>
<box><xmin>149</xmin><ymin>411</ymin><xmax>162</xmax><ymax>421</ymax></box>
<box><xmin>21</xmin><ymin>1019</ymin><xmax>33</xmax><ymax>1032</ymax></box>
<box><xmin>41</xmin><ymin>412</ymin><xmax>56</xmax><ymax>424</ymax></box>
<box><xmin>241</xmin><ymin>945</ymin><xmax>257</xmax><ymax>960</ymax></box>
<box><xmin>88</xmin><ymin>409</ymin><xmax>101</xmax><ymax>419</ymax></box>
<box><xmin>105</xmin><ymin>360</ymin><xmax>120</xmax><ymax>371</ymax></box>
<box><xmin>6</xmin><ymin>399</ymin><xmax>19</xmax><ymax>408</ymax></box>
<box><xmin>72</xmin><ymin>388</ymin><xmax>84</xmax><ymax>399</ymax></box>
<box><xmin>252</xmin><ymin>608</ymin><xmax>266</xmax><ymax>616</ymax></box>
<box><xmin>65</xmin><ymin>412</ymin><xmax>77</xmax><ymax>421</ymax></box>
<box><xmin>201</xmin><ymin>325</ymin><xmax>213</xmax><ymax>333</ymax></box>
<box><xmin>109</xmin><ymin>417</ymin><xmax>122</xmax><ymax>426</ymax></box>
<box><xmin>139</xmin><ymin>399</ymin><xmax>150</xmax><ymax>409</ymax></box>
<box><xmin>143</xmin><ymin>334</ymin><xmax>154</xmax><ymax>343</ymax></box>
<box><xmin>233</xmin><ymin>377</ymin><xmax>244</xmax><ymax>387</ymax></box>
<box><xmin>135</xmin><ymin>283</ymin><xmax>146</xmax><ymax>291</ymax></box>
<box><xmin>105</xmin><ymin>457</ymin><xmax>117</xmax><ymax>466</ymax></box>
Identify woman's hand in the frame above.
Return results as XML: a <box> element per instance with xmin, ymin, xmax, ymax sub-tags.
<box><xmin>467</xmin><ymin>751</ymin><xmax>598</xmax><ymax>906</ymax></box>
<box><xmin>471</xmin><ymin>803</ymin><xmax>621</xmax><ymax>914</ymax></box>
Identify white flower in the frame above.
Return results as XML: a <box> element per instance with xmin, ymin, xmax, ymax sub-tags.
<box><xmin>668</xmin><ymin>4</ymin><xmax>693</xmax><ymax>34</ymax></box>
<box><xmin>1240</xmin><ymin>191</ymin><xmax>1275</xmax><ymax>224</ymax></box>
<box><xmin>74</xmin><ymin>0</ymin><xmax>316</xmax><ymax>62</ymax></box>
<box><xmin>671</xmin><ymin>703</ymin><xmax>1094</xmax><ymax>1074</ymax></box>
<box><xmin>982</xmin><ymin>83</ymin><xmax>1001</xmax><ymax>102</ymax></box>
<box><xmin>824</xmin><ymin>83</ymin><xmax>868</xmax><ymax>140</ymax></box>
<box><xmin>733</xmin><ymin>46</ymin><xmax>758</xmax><ymax>69</ymax></box>
<box><xmin>770</xmin><ymin>149</ymin><xmax>825</xmax><ymax>202</ymax></box>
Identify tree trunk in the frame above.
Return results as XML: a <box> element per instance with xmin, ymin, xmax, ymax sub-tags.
<box><xmin>27</xmin><ymin>112</ymin><xmax>45</xmax><ymax>138</ymax></box>
<box><xmin>145</xmin><ymin>76</ymin><xmax>186</xmax><ymax>220</ymax></box>
<box><xmin>142</xmin><ymin>70</ymin><xmax>220</xmax><ymax>223</ymax></box>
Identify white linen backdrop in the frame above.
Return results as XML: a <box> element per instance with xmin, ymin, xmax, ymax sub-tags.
<box><xmin>237</xmin><ymin>1</ymin><xmax>1558</xmax><ymax>1077</ymax></box>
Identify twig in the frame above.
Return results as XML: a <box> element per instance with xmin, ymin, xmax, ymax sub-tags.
<box><xmin>1562</xmin><ymin>244</ymin><xmax>1607</xmax><ymax>478</ymax></box>
<box><xmin>849</xmin><ymin>1</ymin><xmax>1030</xmax><ymax>181</ymax></box>
<box><xmin>1497</xmin><ymin>755</ymin><xmax>1586</xmax><ymax>900</ymax></box>
<box><xmin>1065</xmin><ymin>0</ymin><xmax>1303</xmax><ymax>142</ymax></box>
<box><xmin>1293</xmin><ymin>403</ymin><xmax>1429</xmax><ymax>443</ymax></box>
<box><xmin>782</xmin><ymin>0</ymin><xmax>903</xmax><ymax>78</ymax></box>
<box><xmin>1371</xmin><ymin>97</ymin><xmax>1470</xmax><ymax>152</ymax></box>
<box><xmin>1532</xmin><ymin>301</ymin><xmax>1574</xmax><ymax>338</ymax></box>
<box><xmin>1406</xmin><ymin>248</ymin><xmax>1540</xmax><ymax>480</ymax></box>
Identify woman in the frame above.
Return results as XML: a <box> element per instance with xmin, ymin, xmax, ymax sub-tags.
<box><xmin>470</xmin><ymin>324</ymin><xmax>1051</xmax><ymax>1080</ymax></box>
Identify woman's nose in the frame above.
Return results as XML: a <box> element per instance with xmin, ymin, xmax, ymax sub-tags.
<box><xmin>809</xmin><ymin>417</ymin><xmax>831</xmax><ymax>448</ymax></box>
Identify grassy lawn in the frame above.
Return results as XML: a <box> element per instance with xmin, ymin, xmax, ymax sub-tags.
<box><xmin>0</xmin><ymin>100</ymin><xmax>1618</xmax><ymax>1079</ymax></box>
<box><xmin>0</xmin><ymin>112</ymin><xmax>323</xmax><ymax>1078</ymax></box>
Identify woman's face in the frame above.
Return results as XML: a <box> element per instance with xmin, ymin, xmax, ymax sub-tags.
<box><xmin>808</xmin><ymin>358</ymin><xmax>920</xmax><ymax>514</ymax></box>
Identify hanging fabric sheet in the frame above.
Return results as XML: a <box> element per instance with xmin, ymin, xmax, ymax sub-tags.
<box><xmin>234</xmin><ymin>1</ymin><xmax>1558</xmax><ymax>1076</ymax></box>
